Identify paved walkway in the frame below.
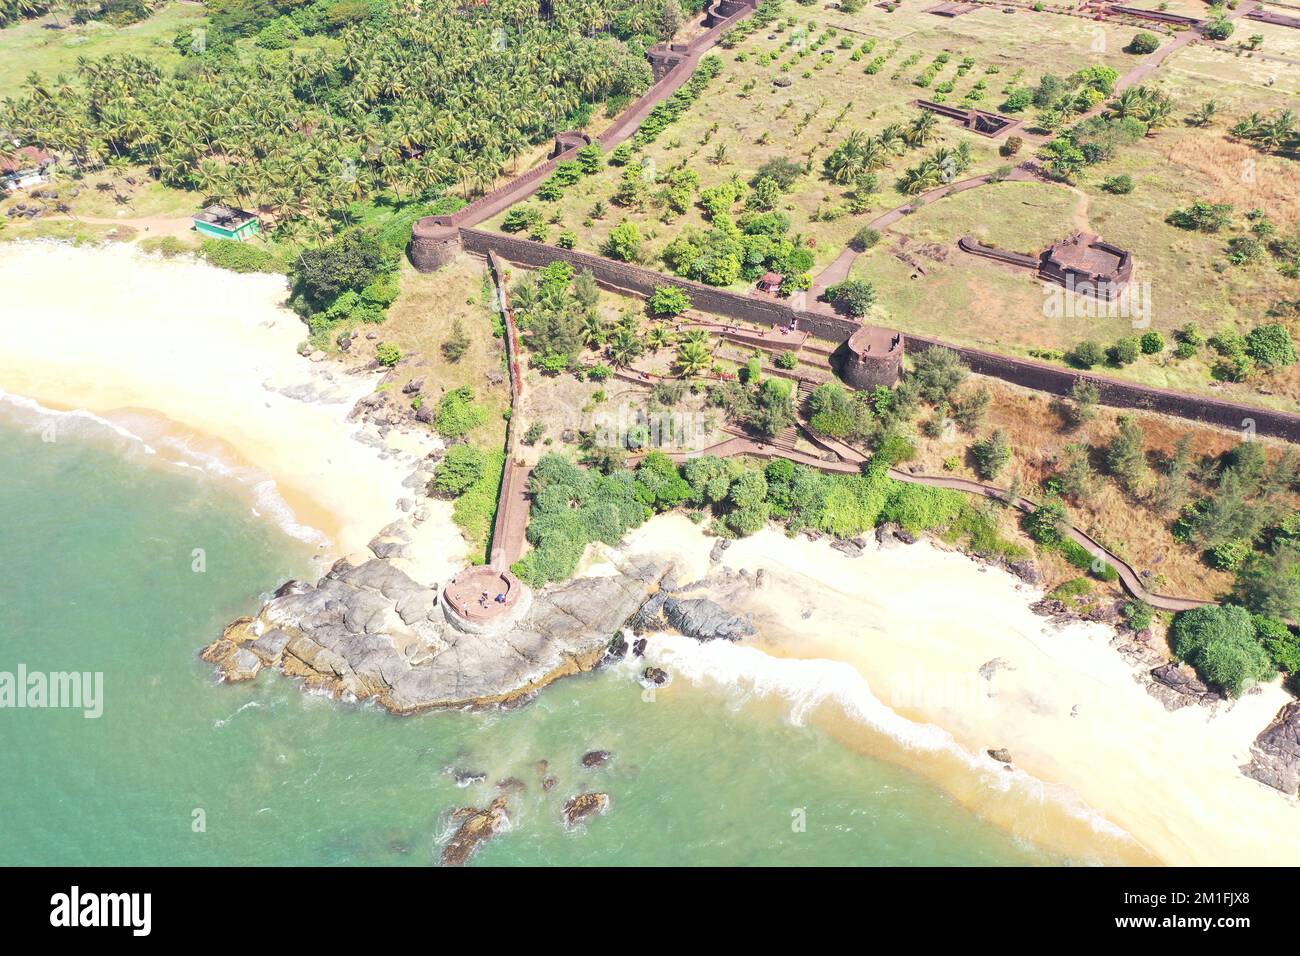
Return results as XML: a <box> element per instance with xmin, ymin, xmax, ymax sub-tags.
<box><xmin>632</xmin><ymin>422</ymin><xmax>1212</xmax><ymax>613</ymax></box>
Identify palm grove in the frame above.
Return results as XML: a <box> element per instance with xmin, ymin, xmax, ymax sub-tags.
<box><xmin>0</xmin><ymin>0</ymin><xmax>699</xmax><ymax>239</ymax></box>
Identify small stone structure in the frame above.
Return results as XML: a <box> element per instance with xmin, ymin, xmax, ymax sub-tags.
<box><xmin>913</xmin><ymin>99</ymin><xmax>1021</xmax><ymax>138</ymax></box>
<box><xmin>842</xmin><ymin>326</ymin><xmax>904</xmax><ymax>389</ymax></box>
<box><xmin>1039</xmin><ymin>231</ymin><xmax>1134</xmax><ymax>302</ymax></box>
<box><xmin>926</xmin><ymin>1</ymin><xmax>979</xmax><ymax>16</ymax></box>
<box><xmin>959</xmin><ymin>232</ymin><xmax>1133</xmax><ymax>302</ymax></box>
<box><xmin>1105</xmin><ymin>5</ymin><xmax>1202</xmax><ymax>27</ymax></box>
<box><xmin>550</xmin><ymin>130</ymin><xmax>591</xmax><ymax>159</ymax></box>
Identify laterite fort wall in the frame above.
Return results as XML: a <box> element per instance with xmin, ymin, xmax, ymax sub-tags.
<box><xmin>468</xmin><ymin>231</ymin><xmax>1300</xmax><ymax>442</ymax></box>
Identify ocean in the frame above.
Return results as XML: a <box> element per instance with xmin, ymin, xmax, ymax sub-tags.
<box><xmin>0</xmin><ymin>400</ymin><xmax>1053</xmax><ymax>866</ymax></box>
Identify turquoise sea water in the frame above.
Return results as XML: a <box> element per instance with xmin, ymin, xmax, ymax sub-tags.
<box><xmin>0</xmin><ymin>403</ymin><xmax>1053</xmax><ymax>866</ymax></box>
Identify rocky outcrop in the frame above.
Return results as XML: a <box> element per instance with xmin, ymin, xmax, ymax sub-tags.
<box><xmin>441</xmin><ymin>795</ymin><xmax>511</xmax><ymax>866</ymax></box>
<box><xmin>987</xmin><ymin>748</ymin><xmax>1013</xmax><ymax>764</ymax></box>
<box><xmin>1240</xmin><ymin>702</ymin><xmax>1300</xmax><ymax>797</ymax></box>
<box><xmin>562</xmin><ymin>792</ymin><xmax>610</xmax><ymax>828</ymax></box>
<box><xmin>581</xmin><ymin>750</ymin><xmax>612</xmax><ymax>769</ymax></box>
<box><xmin>662</xmin><ymin>596</ymin><xmax>756</xmax><ymax>641</ymax></box>
<box><xmin>875</xmin><ymin>522</ymin><xmax>917</xmax><ymax>548</ymax></box>
<box><xmin>1146</xmin><ymin>662</ymin><xmax>1225</xmax><ymax>711</ymax></box>
<box><xmin>202</xmin><ymin>554</ymin><xmax>670</xmax><ymax>713</ymax></box>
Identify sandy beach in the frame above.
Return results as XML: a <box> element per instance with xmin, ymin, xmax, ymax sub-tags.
<box><xmin>610</xmin><ymin>515</ymin><xmax>1300</xmax><ymax>867</ymax></box>
<box><xmin>0</xmin><ymin>241</ymin><xmax>465</xmax><ymax>582</ymax></box>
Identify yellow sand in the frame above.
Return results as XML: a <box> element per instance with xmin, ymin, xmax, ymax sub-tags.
<box><xmin>0</xmin><ymin>242</ymin><xmax>465</xmax><ymax>582</ymax></box>
<box><xmin>610</xmin><ymin>514</ymin><xmax>1300</xmax><ymax>866</ymax></box>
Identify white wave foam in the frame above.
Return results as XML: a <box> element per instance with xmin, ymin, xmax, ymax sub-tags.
<box><xmin>0</xmin><ymin>388</ymin><xmax>328</xmax><ymax>546</ymax></box>
<box><xmin>643</xmin><ymin>633</ymin><xmax>1134</xmax><ymax>843</ymax></box>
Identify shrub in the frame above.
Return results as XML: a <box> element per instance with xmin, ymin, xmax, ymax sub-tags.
<box><xmin>604</xmin><ymin>220</ymin><xmax>643</xmax><ymax>262</ymax></box>
<box><xmin>910</xmin><ymin>346</ymin><xmax>969</xmax><ymax>403</ymax></box>
<box><xmin>1255</xmin><ymin>615</ymin><xmax>1300</xmax><ymax>675</ymax></box>
<box><xmin>649</xmin><ymin>284</ymin><xmax>691</xmax><ymax>316</ymax></box>
<box><xmin>1070</xmin><ymin>340</ymin><xmax>1106</xmax><ymax>369</ymax></box>
<box><xmin>850</xmin><ymin>226</ymin><xmax>881</xmax><ymax>251</ymax></box>
<box><xmin>1140</xmin><ymin>331</ymin><xmax>1165</xmax><ymax>354</ymax></box>
<box><xmin>1171</xmin><ymin>605</ymin><xmax>1274</xmax><ymax>697</ymax></box>
<box><xmin>1245</xmin><ymin>324</ymin><xmax>1298</xmax><ymax>370</ymax></box>
<box><xmin>451</xmin><ymin>449</ymin><xmax>505</xmax><ymax>563</ymax></box>
<box><xmin>1126</xmin><ymin>32</ymin><xmax>1160</xmax><ymax>54</ymax></box>
<box><xmin>1109</xmin><ymin>336</ymin><xmax>1141</xmax><ymax>366</ymax></box>
<box><xmin>201</xmin><ymin>239</ymin><xmax>283</xmax><ymax>274</ymax></box>
<box><xmin>1000</xmin><ymin>134</ymin><xmax>1023</xmax><ymax>157</ymax></box>
<box><xmin>432</xmin><ymin>444</ymin><xmax>488</xmax><ymax>496</ymax></box>
<box><xmin>825</xmin><ymin>279</ymin><xmax>877</xmax><ymax>317</ymax></box>
<box><xmin>1101</xmin><ymin>174</ymin><xmax>1133</xmax><ymax>194</ymax></box>
<box><xmin>1167</xmin><ymin>200</ymin><xmax>1233</xmax><ymax>233</ymax></box>
<box><xmin>434</xmin><ymin>386</ymin><xmax>487</xmax><ymax>438</ymax></box>
<box><xmin>775</xmin><ymin>350</ymin><xmax>799</xmax><ymax>370</ymax></box>
<box><xmin>376</xmin><ymin>343</ymin><xmax>401</xmax><ymax>367</ymax></box>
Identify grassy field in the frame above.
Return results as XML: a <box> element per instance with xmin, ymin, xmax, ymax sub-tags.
<box><xmin>0</xmin><ymin>5</ymin><xmax>207</xmax><ymax>99</ymax></box>
<box><xmin>480</xmin><ymin>5</ymin><xmax>1138</xmax><ymax>283</ymax></box>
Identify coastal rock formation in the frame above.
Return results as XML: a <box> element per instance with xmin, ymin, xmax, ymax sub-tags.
<box><xmin>663</xmin><ymin>597</ymin><xmax>757</xmax><ymax>642</ymax></box>
<box><xmin>1147</xmin><ymin>663</ymin><xmax>1225</xmax><ymax>711</ymax></box>
<box><xmin>441</xmin><ymin>795</ymin><xmax>511</xmax><ymax>866</ymax></box>
<box><xmin>1240</xmin><ymin>702</ymin><xmax>1300</xmax><ymax>797</ymax></box>
<box><xmin>987</xmin><ymin>748</ymin><xmax>1013</xmax><ymax>764</ymax></box>
<box><xmin>562</xmin><ymin>792</ymin><xmax>610</xmax><ymax>828</ymax></box>
<box><xmin>202</xmin><ymin>554</ymin><xmax>670</xmax><ymax>713</ymax></box>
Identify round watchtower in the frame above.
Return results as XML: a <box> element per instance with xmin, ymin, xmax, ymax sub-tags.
<box><xmin>411</xmin><ymin>216</ymin><xmax>462</xmax><ymax>273</ymax></box>
<box><xmin>441</xmin><ymin>566</ymin><xmax>531</xmax><ymax>633</ymax></box>
<box><xmin>841</xmin><ymin>326</ymin><xmax>904</xmax><ymax>390</ymax></box>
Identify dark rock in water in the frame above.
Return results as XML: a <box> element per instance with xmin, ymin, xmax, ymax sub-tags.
<box><xmin>663</xmin><ymin>597</ymin><xmax>756</xmax><ymax>642</ymax></box>
<box><xmin>831</xmin><ymin>537</ymin><xmax>867</xmax><ymax>558</ymax></box>
<box><xmin>708</xmin><ymin>539</ymin><xmax>731</xmax><ymax>563</ymax></box>
<box><xmin>605</xmin><ymin>632</ymin><xmax>628</xmax><ymax>661</ymax></box>
<box><xmin>642</xmin><ymin>666</ymin><xmax>669</xmax><ymax>686</ymax></box>
<box><xmin>1149</xmin><ymin>663</ymin><xmax>1224</xmax><ymax>710</ymax></box>
<box><xmin>1007</xmin><ymin>560</ymin><xmax>1041</xmax><ymax>585</ymax></box>
<box><xmin>987</xmin><ymin>748</ymin><xmax>1013</xmax><ymax>764</ymax></box>
<box><xmin>441</xmin><ymin>795</ymin><xmax>510</xmax><ymax>866</ymax></box>
<box><xmin>581</xmin><ymin>750</ymin><xmax>611</xmax><ymax>769</ymax></box>
<box><xmin>274</xmin><ymin>579</ymin><xmax>311</xmax><ymax>599</ymax></box>
<box><xmin>562</xmin><ymin>792</ymin><xmax>610</xmax><ymax>828</ymax></box>
<box><xmin>541</xmin><ymin>775</ymin><xmax>557</xmax><ymax>793</ymax></box>
<box><xmin>453</xmin><ymin>769</ymin><xmax>487</xmax><ymax>787</ymax></box>
<box><xmin>633</xmin><ymin>637</ymin><xmax>647</xmax><ymax>657</ymax></box>
<box><xmin>1240</xmin><ymin>702</ymin><xmax>1300</xmax><ymax>796</ymax></box>
<box><xmin>496</xmin><ymin>777</ymin><xmax>526</xmax><ymax>794</ymax></box>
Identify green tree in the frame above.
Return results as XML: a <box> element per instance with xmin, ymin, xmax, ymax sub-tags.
<box><xmin>1171</xmin><ymin>605</ymin><xmax>1274</xmax><ymax>697</ymax></box>
<box><xmin>971</xmin><ymin>429</ymin><xmax>1011</xmax><ymax>479</ymax></box>
<box><xmin>1106</xmin><ymin>415</ymin><xmax>1147</xmax><ymax>495</ymax></box>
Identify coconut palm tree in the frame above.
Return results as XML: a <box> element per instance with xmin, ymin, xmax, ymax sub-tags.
<box><xmin>675</xmin><ymin>341</ymin><xmax>712</xmax><ymax>377</ymax></box>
